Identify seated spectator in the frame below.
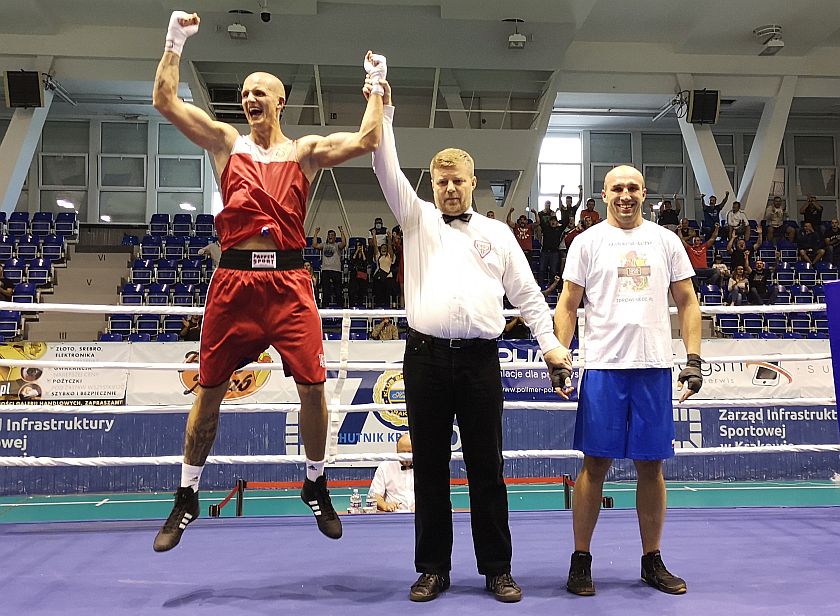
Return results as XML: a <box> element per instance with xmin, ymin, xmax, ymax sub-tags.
<box><xmin>799</xmin><ymin>195</ymin><xmax>824</xmax><ymax>228</ymax></box>
<box><xmin>700</xmin><ymin>191</ymin><xmax>729</xmax><ymax>237</ymax></box>
<box><xmin>798</xmin><ymin>221</ymin><xmax>826</xmax><ymax>265</ymax></box>
<box><xmin>579</xmin><ymin>198</ymin><xmax>601</xmax><ymax>226</ymax></box>
<box><xmin>776</xmin><ymin>226</ymin><xmax>799</xmax><ymax>258</ymax></box>
<box><xmin>0</xmin><ymin>265</ymin><xmax>13</xmax><ymax>300</ymax></box>
<box><xmin>179</xmin><ymin>315</ymin><xmax>202</xmax><ymax>341</ymax></box>
<box><xmin>304</xmin><ymin>261</ymin><xmax>319</xmax><ymax>305</ymax></box>
<box><xmin>348</xmin><ymin>242</ymin><xmax>371</xmax><ymax>308</ymax></box>
<box><xmin>656</xmin><ymin>194</ymin><xmax>681</xmax><ymax>231</ymax></box>
<box><xmin>680</xmin><ymin>224</ymin><xmax>719</xmax><ymax>288</ymax></box>
<box><xmin>725</xmin><ymin>201</ymin><xmax>749</xmax><ymax>236</ymax></box>
<box><xmin>709</xmin><ymin>254</ymin><xmax>730</xmax><ymax>288</ymax></box>
<box><xmin>763</xmin><ymin>196</ymin><xmax>787</xmax><ymax>240</ymax></box>
<box><xmin>746</xmin><ymin>260</ymin><xmax>777</xmax><ymax>305</ymax></box>
<box><xmin>312</xmin><ymin>226</ymin><xmax>346</xmax><ymax>308</ymax></box>
<box><xmin>564</xmin><ymin>217</ymin><xmax>592</xmax><ymax>250</ymax></box>
<box><xmin>676</xmin><ymin>218</ymin><xmax>696</xmax><ymax>242</ymax></box>
<box><xmin>370</xmin><ymin>317</ymin><xmax>399</xmax><ymax>340</ymax></box>
<box><xmin>507</xmin><ymin>208</ymin><xmax>535</xmax><ymax>261</ymax></box>
<box><xmin>727</xmin><ymin>265</ymin><xmax>749</xmax><ymax>306</ymax></box>
<box><xmin>503</xmin><ymin>316</ymin><xmax>531</xmax><ymax>340</ymax></box>
<box><xmin>370</xmin><ymin>433</ymin><xmax>415</xmax><ymax>512</ymax></box>
<box><xmin>824</xmin><ymin>219</ymin><xmax>840</xmax><ymax>266</ymax></box>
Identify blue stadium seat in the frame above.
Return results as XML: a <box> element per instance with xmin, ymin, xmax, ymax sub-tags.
<box><xmin>127</xmin><ymin>332</ymin><xmax>151</xmax><ymax>342</ymax></box>
<box><xmin>812</xmin><ymin>284</ymin><xmax>825</xmax><ymax>304</ymax></box>
<box><xmin>55</xmin><ymin>212</ymin><xmax>78</xmax><ymax>238</ymax></box>
<box><xmin>119</xmin><ymin>283</ymin><xmax>145</xmax><ymax>305</ymax></box>
<box><xmin>194</xmin><ymin>214</ymin><xmax>215</xmax><ymax>236</ymax></box>
<box><xmin>772</xmin><ymin>285</ymin><xmax>791</xmax><ymax>304</ymax></box>
<box><xmin>774</xmin><ymin>263</ymin><xmax>795</xmax><ymax>286</ymax></box>
<box><xmin>816</xmin><ymin>262</ymin><xmax>838</xmax><ymax>284</ymax></box>
<box><xmin>30</xmin><ymin>212</ymin><xmax>53</xmax><ymax>237</ymax></box>
<box><xmin>715</xmin><ymin>314</ymin><xmax>740</xmax><ymax>337</ymax></box>
<box><xmin>813</xmin><ymin>311</ymin><xmax>828</xmax><ymax>334</ymax></box>
<box><xmin>794</xmin><ymin>262</ymin><xmax>817</xmax><ymax>286</ymax></box>
<box><xmin>162</xmin><ymin>315</ymin><xmax>185</xmax><ymax>336</ymax></box>
<box><xmin>765</xmin><ymin>313</ymin><xmax>788</xmax><ymax>335</ymax></box>
<box><xmin>16</xmin><ymin>235</ymin><xmax>39</xmax><ymax>260</ymax></box>
<box><xmin>107</xmin><ymin>314</ymin><xmax>133</xmax><ymax>337</ymax></box>
<box><xmin>121</xmin><ymin>234</ymin><xmax>140</xmax><ymax>247</ymax></box>
<box><xmin>179</xmin><ymin>259</ymin><xmax>203</xmax><ymax>285</ymax></box>
<box><xmin>163</xmin><ymin>235</ymin><xmax>186</xmax><ymax>260</ymax></box>
<box><xmin>157</xmin><ymin>332</ymin><xmax>181</xmax><ymax>342</ymax></box>
<box><xmin>135</xmin><ymin>314</ymin><xmax>161</xmax><ymax>336</ymax></box>
<box><xmin>789</xmin><ymin>312</ymin><xmax>812</xmax><ymax>334</ymax></box>
<box><xmin>155</xmin><ymin>259</ymin><xmax>178</xmax><ymax>285</ymax></box>
<box><xmin>195</xmin><ymin>282</ymin><xmax>208</xmax><ymax>305</ymax></box>
<box><xmin>0</xmin><ymin>309</ymin><xmax>21</xmax><ymax>339</ymax></box>
<box><xmin>41</xmin><ymin>234</ymin><xmax>65</xmax><ymax>262</ymax></box>
<box><xmin>149</xmin><ymin>213</ymin><xmax>170</xmax><ymax>236</ymax></box>
<box><xmin>790</xmin><ymin>285</ymin><xmax>813</xmax><ymax>305</ymax></box>
<box><xmin>172</xmin><ymin>213</ymin><xmax>193</xmax><ymax>237</ymax></box>
<box><xmin>146</xmin><ymin>282</ymin><xmax>171</xmax><ymax>306</ymax></box>
<box><xmin>130</xmin><ymin>259</ymin><xmax>154</xmax><ymax>284</ymax></box>
<box><xmin>98</xmin><ymin>332</ymin><xmax>123</xmax><ymax>342</ymax></box>
<box><xmin>7</xmin><ymin>212</ymin><xmax>29</xmax><ymax>236</ymax></box>
<box><xmin>741</xmin><ymin>313</ymin><xmax>764</xmax><ymax>335</ymax></box>
<box><xmin>139</xmin><ymin>235</ymin><xmax>163</xmax><ymax>261</ymax></box>
<box><xmin>0</xmin><ymin>236</ymin><xmax>14</xmax><ymax>261</ymax></box>
<box><xmin>26</xmin><ymin>258</ymin><xmax>53</xmax><ymax>287</ymax></box>
<box><xmin>2</xmin><ymin>258</ymin><xmax>25</xmax><ymax>285</ymax></box>
<box><xmin>172</xmin><ymin>283</ymin><xmax>195</xmax><ymax>307</ymax></box>
<box><xmin>699</xmin><ymin>284</ymin><xmax>723</xmax><ymax>306</ymax></box>
<box><xmin>187</xmin><ymin>236</ymin><xmax>211</xmax><ymax>259</ymax></box>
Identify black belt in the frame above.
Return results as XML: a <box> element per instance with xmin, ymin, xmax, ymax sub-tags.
<box><xmin>218</xmin><ymin>249</ymin><xmax>304</xmax><ymax>271</ymax></box>
<box><xmin>408</xmin><ymin>328</ymin><xmax>497</xmax><ymax>350</ymax></box>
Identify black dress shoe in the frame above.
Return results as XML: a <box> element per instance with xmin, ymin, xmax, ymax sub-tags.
<box><xmin>485</xmin><ymin>573</ymin><xmax>522</xmax><ymax>603</ymax></box>
<box><xmin>409</xmin><ymin>573</ymin><xmax>450</xmax><ymax>602</ymax></box>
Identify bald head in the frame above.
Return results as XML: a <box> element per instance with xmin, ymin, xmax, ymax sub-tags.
<box><xmin>243</xmin><ymin>72</ymin><xmax>286</xmax><ymax>100</ymax></box>
<box><xmin>604</xmin><ymin>165</ymin><xmax>644</xmax><ymax>191</ymax></box>
<box><xmin>396</xmin><ymin>433</ymin><xmax>412</xmax><ymax>453</ymax></box>
<box><xmin>241</xmin><ymin>72</ymin><xmax>286</xmax><ymax>124</ymax></box>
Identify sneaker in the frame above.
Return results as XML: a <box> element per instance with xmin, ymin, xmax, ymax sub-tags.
<box><xmin>566</xmin><ymin>551</ymin><xmax>596</xmax><ymax>596</ymax></box>
<box><xmin>485</xmin><ymin>573</ymin><xmax>522</xmax><ymax>603</ymax></box>
<box><xmin>301</xmin><ymin>475</ymin><xmax>342</xmax><ymax>539</ymax></box>
<box><xmin>641</xmin><ymin>551</ymin><xmax>687</xmax><ymax>594</ymax></box>
<box><xmin>153</xmin><ymin>487</ymin><xmax>199</xmax><ymax>552</ymax></box>
<box><xmin>409</xmin><ymin>573</ymin><xmax>450</xmax><ymax>602</ymax></box>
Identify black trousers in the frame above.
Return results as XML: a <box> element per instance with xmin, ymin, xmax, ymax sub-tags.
<box><xmin>403</xmin><ymin>331</ymin><xmax>511</xmax><ymax>576</ymax></box>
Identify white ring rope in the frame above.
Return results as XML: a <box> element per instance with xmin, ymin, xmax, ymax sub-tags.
<box><xmin>3</xmin><ymin>444</ymin><xmax>840</xmax><ymax>468</ymax></box>
<box><xmin>0</xmin><ymin>398</ymin><xmax>834</xmax><ymax>415</ymax></box>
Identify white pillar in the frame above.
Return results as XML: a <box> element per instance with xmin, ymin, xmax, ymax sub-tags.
<box><xmin>739</xmin><ymin>76</ymin><xmax>797</xmax><ymax>221</ymax></box>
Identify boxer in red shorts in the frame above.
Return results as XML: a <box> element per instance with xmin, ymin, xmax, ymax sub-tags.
<box><xmin>151</xmin><ymin>11</ymin><xmax>386</xmax><ymax>552</ymax></box>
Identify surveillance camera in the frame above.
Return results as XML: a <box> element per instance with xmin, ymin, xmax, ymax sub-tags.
<box><xmin>507</xmin><ymin>32</ymin><xmax>526</xmax><ymax>49</ymax></box>
<box><xmin>260</xmin><ymin>10</ymin><xmax>271</xmax><ymax>22</ymax></box>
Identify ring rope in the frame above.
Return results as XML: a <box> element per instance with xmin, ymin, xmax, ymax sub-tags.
<box><xmin>0</xmin><ymin>398</ymin><xmax>833</xmax><ymax>415</ymax></box>
<box><xmin>3</xmin><ymin>444</ymin><xmax>840</xmax><ymax>468</ymax></box>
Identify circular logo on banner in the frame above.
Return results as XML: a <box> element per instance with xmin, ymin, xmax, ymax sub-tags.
<box><xmin>179</xmin><ymin>351</ymin><xmax>272</xmax><ymax>400</ymax></box>
<box><xmin>372</xmin><ymin>369</ymin><xmax>408</xmax><ymax>430</ymax></box>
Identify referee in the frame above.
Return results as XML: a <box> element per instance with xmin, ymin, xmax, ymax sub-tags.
<box><xmin>369</xmin><ymin>78</ymin><xmax>572</xmax><ymax>603</ymax></box>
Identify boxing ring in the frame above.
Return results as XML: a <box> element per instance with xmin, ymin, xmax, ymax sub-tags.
<box><xmin>1</xmin><ymin>300</ymin><xmax>839</xmax><ymax>615</ymax></box>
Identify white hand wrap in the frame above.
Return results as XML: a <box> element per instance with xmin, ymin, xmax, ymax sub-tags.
<box><xmin>364</xmin><ymin>53</ymin><xmax>387</xmax><ymax>96</ymax></box>
<box><xmin>165</xmin><ymin>11</ymin><xmax>199</xmax><ymax>57</ymax></box>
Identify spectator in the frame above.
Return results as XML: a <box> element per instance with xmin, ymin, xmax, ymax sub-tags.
<box><xmin>656</xmin><ymin>194</ymin><xmax>681</xmax><ymax>231</ymax></box>
<box><xmin>303</xmin><ymin>261</ymin><xmax>318</xmax><ymax>303</ymax></box>
<box><xmin>371</xmin><ymin>231</ymin><xmax>395</xmax><ymax>307</ymax></box>
<box><xmin>348</xmin><ymin>242</ymin><xmax>370</xmax><ymax>308</ymax></box>
<box><xmin>746</xmin><ymin>260</ymin><xmax>777</xmax><ymax>305</ymax></box>
<box><xmin>370</xmin><ymin>216</ymin><xmax>388</xmax><ymax>247</ymax></box>
<box><xmin>312</xmin><ymin>226</ymin><xmax>346</xmax><ymax>307</ymax></box>
<box><xmin>676</xmin><ymin>218</ymin><xmax>695</xmax><ymax>242</ymax></box>
<box><xmin>680</xmin><ymin>224</ymin><xmax>719</xmax><ymax>288</ymax></box>
<box><xmin>392</xmin><ymin>226</ymin><xmax>405</xmax><ymax>308</ymax></box>
<box><xmin>763</xmin><ymin>196</ymin><xmax>787</xmax><ymax>240</ymax></box>
<box><xmin>799</xmin><ymin>195</ymin><xmax>823</xmax><ymax>228</ymax></box>
<box><xmin>579</xmin><ymin>198</ymin><xmax>601</xmax><ymax>226</ymax></box>
<box><xmin>538</xmin><ymin>210</ymin><xmax>565</xmax><ymax>285</ymax></box>
<box><xmin>179</xmin><ymin>314</ymin><xmax>202</xmax><ymax>341</ymax></box>
<box><xmin>486</xmin><ymin>210</ymin><xmax>496</xmax><ymax>220</ymax></box>
<box><xmin>824</xmin><ymin>219</ymin><xmax>840</xmax><ymax>266</ymax></box>
<box><xmin>798</xmin><ymin>221</ymin><xmax>825</xmax><ymax>265</ymax></box>
<box><xmin>370</xmin><ymin>433</ymin><xmax>415</xmax><ymax>512</ymax></box>
<box><xmin>0</xmin><ymin>265</ymin><xmax>13</xmax><ymax>300</ymax></box>
<box><xmin>709</xmin><ymin>254</ymin><xmax>730</xmax><ymax>288</ymax></box>
<box><xmin>725</xmin><ymin>201</ymin><xmax>749</xmax><ymax>236</ymax></box>
<box><xmin>700</xmin><ymin>191</ymin><xmax>729</xmax><ymax>237</ymax></box>
<box><xmin>542</xmin><ymin>274</ymin><xmax>562</xmax><ymax>297</ymax></box>
<box><xmin>564</xmin><ymin>217</ymin><xmax>592</xmax><ymax>250</ymax></box>
<box><xmin>727</xmin><ymin>265</ymin><xmax>749</xmax><ymax>306</ymax></box>
<box><xmin>727</xmin><ymin>225</ymin><xmax>761</xmax><ymax>271</ymax></box>
<box><xmin>555</xmin><ymin>185</ymin><xmax>583</xmax><ymax>230</ymax></box>
<box><xmin>502</xmin><ymin>316</ymin><xmax>530</xmax><ymax>340</ymax></box>
<box><xmin>370</xmin><ymin>317</ymin><xmax>399</xmax><ymax>340</ymax></box>
<box><xmin>507</xmin><ymin>208</ymin><xmax>536</xmax><ymax>263</ymax></box>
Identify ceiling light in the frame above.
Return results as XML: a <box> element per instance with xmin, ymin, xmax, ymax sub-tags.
<box><xmin>503</xmin><ymin>18</ymin><xmax>526</xmax><ymax>50</ymax></box>
<box><xmin>753</xmin><ymin>25</ymin><xmax>784</xmax><ymax>56</ymax></box>
<box><xmin>100</xmin><ymin>215</ymin><xmax>112</xmax><ymax>222</ymax></box>
<box><xmin>179</xmin><ymin>203</ymin><xmax>197</xmax><ymax>211</ymax></box>
<box><xmin>56</xmin><ymin>199</ymin><xmax>76</xmax><ymax>209</ymax></box>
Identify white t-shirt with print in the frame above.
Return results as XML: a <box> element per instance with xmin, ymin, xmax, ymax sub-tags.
<box><xmin>563</xmin><ymin>219</ymin><xmax>694</xmax><ymax>368</ymax></box>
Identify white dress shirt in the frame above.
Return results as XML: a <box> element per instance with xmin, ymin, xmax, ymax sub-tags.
<box><xmin>369</xmin><ymin>461</ymin><xmax>415</xmax><ymax>511</ymax></box>
<box><xmin>372</xmin><ymin>106</ymin><xmax>561</xmax><ymax>354</ymax></box>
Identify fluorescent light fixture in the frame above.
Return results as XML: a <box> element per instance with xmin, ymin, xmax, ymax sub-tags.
<box><xmin>56</xmin><ymin>198</ymin><xmax>76</xmax><ymax>209</ymax></box>
<box><xmin>179</xmin><ymin>203</ymin><xmax>197</xmax><ymax>211</ymax></box>
<box><xmin>100</xmin><ymin>215</ymin><xmax>112</xmax><ymax>222</ymax></box>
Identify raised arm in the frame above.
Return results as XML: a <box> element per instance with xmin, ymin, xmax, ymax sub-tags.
<box><xmin>337</xmin><ymin>225</ymin><xmax>347</xmax><ymax>249</ymax></box>
<box><xmin>574</xmin><ymin>185</ymin><xmax>583</xmax><ymax>209</ymax></box>
<box><xmin>299</xmin><ymin>52</ymin><xmax>384</xmax><ymax>177</ymax></box>
<box><xmin>674</xmin><ymin>193</ymin><xmax>682</xmax><ymax>214</ymax></box>
<box><xmin>311</xmin><ymin>227</ymin><xmax>322</xmax><ymax>250</ymax></box>
<box><xmin>153</xmin><ymin>13</ymin><xmax>237</xmax><ymax>160</ymax></box>
<box><xmin>506</xmin><ymin>207</ymin><xmax>515</xmax><ymax>229</ymax></box>
<box><xmin>718</xmin><ymin>191</ymin><xmax>730</xmax><ymax>208</ymax></box>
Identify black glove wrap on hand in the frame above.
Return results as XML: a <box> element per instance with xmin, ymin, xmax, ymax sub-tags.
<box><xmin>550</xmin><ymin>366</ymin><xmax>572</xmax><ymax>389</ymax></box>
<box><xmin>678</xmin><ymin>353</ymin><xmax>703</xmax><ymax>393</ymax></box>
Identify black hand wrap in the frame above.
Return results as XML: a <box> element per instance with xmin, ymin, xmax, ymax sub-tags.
<box><xmin>550</xmin><ymin>366</ymin><xmax>572</xmax><ymax>389</ymax></box>
<box><xmin>678</xmin><ymin>353</ymin><xmax>703</xmax><ymax>393</ymax></box>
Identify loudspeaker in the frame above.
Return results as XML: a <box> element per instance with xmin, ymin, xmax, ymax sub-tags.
<box><xmin>687</xmin><ymin>89</ymin><xmax>719</xmax><ymax>125</ymax></box>
<box><xmin>3</xmin><ymin>71</ymin><xmax>44</xmax><ymax>108</ymax></box>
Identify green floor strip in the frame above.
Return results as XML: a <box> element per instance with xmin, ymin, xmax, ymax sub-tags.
<box><xmin>1</xmin><ymin>481</ymin><xmax>838</xmax><ymax>525</ymax></box>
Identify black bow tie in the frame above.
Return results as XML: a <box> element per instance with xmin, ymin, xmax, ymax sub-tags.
<box><xmin>400</xmin><ymin>464</ymin><xmax>413</xmax><ymax>471</ymax></box>
<box><xmin>442</xmin><ymin>212</ymin><xmax>472</xmax><ymax>224</ymax></box>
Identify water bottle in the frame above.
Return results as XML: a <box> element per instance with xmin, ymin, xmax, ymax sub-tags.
<box><xmin>349</xmin><ymin>488</ymin><xmax>361</xmax><ymax>513</ymax></box>
<box><xmin>365</xmin><ymin>491</ymin><xmax>376</xmax><ymax>513</ymax></box>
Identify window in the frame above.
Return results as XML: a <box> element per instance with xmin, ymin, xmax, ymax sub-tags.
<box><xmin>715</xmin><ymin>134</ymin><xmax>735</xmax><ymax>166</ymax></box>
<box><xmin>101</xmin><ymin>122</ymin><xmax>147</xmax><ymax>155</ymax></box>
<box><xmin>796</xmin><ymin>167</ymin><xmax>837</xmax><ymax>198</ymax></box>
<box><xmin>40</xmin><ymin>190</ymin><xmax>88</xmax><ymax>220</ymax></box>
<box><xmin>643</xmin><ymin>165</ymin><xmax>684</xmax><ymax>196</ymax></box>
<box><xmin>793</xmin><ymin>136</ymin><xmax>834</xmax><ymax>166</ymax></box>
<box><xmin>744</xmin><ymin>134</ymin><xmax>784</xmax><ymax>165</ymax></box>
<box><xmin>641</xmin><ymin>134</ymin><xmax>683</xmax><ymax>164</ymax></box>
<box><xmin>157</xmin><ymin>156</ymin><xmax>203</xmax><ymax>190</ymax></box>
<box><xmin>159</xmin><ymin>124</ymin><xmax>202</xmax><ymax>155</ymax></box>
<box><xmin>590</xmin><ymin>133</ymin><xmax>631</xmax><ymax>163</ymax></box>
<box><xmin>99</xmin><ymin>155</ymin><xmax>146</xmax><ymax>189</ymax></box>
<box><xmin>539</xmin><ymin>133</ymin><xmax>581</xmax><ymax>200</ymax></box>
<box><xmin>39</xmin><ymin>154</ymin><xmax>87</xmax><ymax>188</ymax></box>
<box><xmin>100</xmin><ymin>191</ymin><xmax>147</xmax><ymax>223</ymax></box>
<box><xmin>157</xmin><ymin>191</ymin><xmax>203</xmax><ymax>216</ymax></box>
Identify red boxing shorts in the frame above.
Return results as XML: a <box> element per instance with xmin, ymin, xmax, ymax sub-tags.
<box><xmin>199</xmin><ymin>253</ymin><xmax>325</xmax><ymax>387</ymax></box>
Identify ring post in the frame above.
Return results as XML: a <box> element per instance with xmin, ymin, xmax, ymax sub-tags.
<box><xmin>822</xmin><ymin>280</ymin><xmax>840</xmax><ymax>437</ymax></box>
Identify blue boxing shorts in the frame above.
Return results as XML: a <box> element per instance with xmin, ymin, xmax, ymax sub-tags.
<box><xmin>573</xmin><ymin>368</ymin><xmax>675</xmax><ymax>460</ymax></box>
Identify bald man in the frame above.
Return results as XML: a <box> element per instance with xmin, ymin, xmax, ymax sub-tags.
<box><xmin>553</xmin><ymin>165</ymin><xmax>702</xmax><ymax>596</ymax></box>
<box><xmin>370</xmin><ymin>433</ymin><xmax>415</xmax><ymax>512</ymax></box>
<box><xmin>151</xmin><ymin>11</ymin><xmax>384</xmax><ymax>553</ymax></box>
